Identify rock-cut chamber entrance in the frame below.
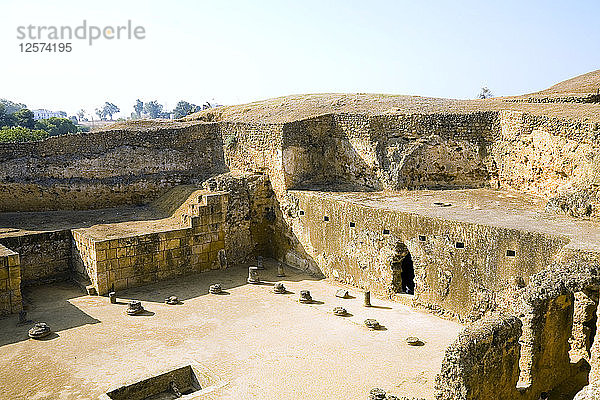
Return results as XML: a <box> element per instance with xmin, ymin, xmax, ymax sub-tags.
<box><xmin>391</xmin><ymin>243</ymin><xmax>414</xmax><ymax>295</ymax></box>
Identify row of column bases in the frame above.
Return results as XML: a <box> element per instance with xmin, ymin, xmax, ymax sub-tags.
<box><xmin>246</xmin><ymin>257</ymin><xmax>373</xmax><ymax>306</ymax></box>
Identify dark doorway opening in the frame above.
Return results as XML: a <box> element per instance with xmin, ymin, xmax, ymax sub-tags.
<box><xmin>391</xmin><ymin>245</ymin><xmax>415</xmax><ymax>295</ymax></box>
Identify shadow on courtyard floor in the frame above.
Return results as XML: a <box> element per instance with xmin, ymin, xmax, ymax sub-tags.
<box><xmin>0</xmin><ymin>281</ymin><xmax>100</xmax><ymax>347</ymax></box>
<box><xmin>117</xmin><ymin>259</ymin><xmax>322</xmax><ymax>304</ymax></box>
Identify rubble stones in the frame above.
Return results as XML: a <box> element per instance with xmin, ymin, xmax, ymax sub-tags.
<box><xmin>369</xmin><ymin>388</ymin><xmax>387</xmax><ymax>400</ymax></box>
<box><xmin>406</xmin><ymin>337</ymin><xmax>424</xmax><ymax>346</ymax></box>
<box><xmin>364</xmin><ymin>319</ymin><xmax>381</xmax><ymax>330</ymax></box>
<box><xmin>333</xmin><ymin>306</ymin><xmax>348</xmax><ymax>316</ymax></box>
<box><xmin>273</xmin><ymin>282</ymin><xmax>286</xmax><ymax>294</ymax></box>
<box><xmin>368</xmin><ymin>389</ymin><xmax>424</xmax><ymax>400</ymax></box>
<box><xmin>299</xmin><ymin>290</ymin><xmax>313</xmax><ymax>303</ymax></box>
<box><xmin>126</xmin><ymin>300</ymin><xmax>144</xmax><ymax>315</ymax></box>
<box><xmin>336</xmin><ymin>289</ymin><xmax>349</xmax><ymax>298</ymax></box>
<box><xmin>28</xmin><ymin>322</ymin><xmax>51</xmax><ymax>339</ymax></box>
<box><xmin>209</xmin><ymin>284</ymin><xmax>222</xmax><ymax>294</ymax></box>
<box><xmin>165</xmin><ymin>296</ymin><xmax>180</xmax><ymax>305</ymax></box>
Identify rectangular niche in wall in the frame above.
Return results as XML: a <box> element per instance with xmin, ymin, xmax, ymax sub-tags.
<box><xmin>418</xmin><ymin>235</ymin><xmax>426</xmax><ymax>242</ymax></box>
<box><xmin>323</xmin><ymin>216</ymin><xmax>329</xmax><ymax>222</ymax></box>
<box><xmin>455</xmin><ymin>242</ymin><xmax>465</xmax><ymax>249</ymax></box>
<box><xmin>299</xmin><ymin>210</ymin><xmax>305</xmax><ymax>216</ymax></box>
<box><xmin>349</xmin><ymin>222</ymin><xmax>356</xmax><ymax>228</ymax></box>
<box><xmin>506</xmin><ymin>249</ymin><xmax>516</xmax><ymax>257</ymax></box>
<box><xmin>383</xmin><ymin>229</ymin><xmax>390</xmax><ymax>235</ymax></box>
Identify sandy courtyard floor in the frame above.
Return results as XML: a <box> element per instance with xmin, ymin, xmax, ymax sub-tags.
<box><xmin>0</xmin><ymin>260</ymin><xmax>463</xmax><ymax>399</ymax></box>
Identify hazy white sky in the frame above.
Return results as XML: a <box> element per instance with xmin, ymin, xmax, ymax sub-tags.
<box><xmin>1</xmin><ymin>0</ymin><xmax>599</xmax><ymax>118</ymax></box>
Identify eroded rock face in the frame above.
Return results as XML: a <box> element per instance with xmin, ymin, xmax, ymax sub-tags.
<box><xmin>202</xmin><ymin>172</ymin><xmax>275</xmax><ymax>265</ymax></box>
<box><xmin>546</xmin><ymin>187</ymin><xmax>600</xmax><ymax>218</ymax></box>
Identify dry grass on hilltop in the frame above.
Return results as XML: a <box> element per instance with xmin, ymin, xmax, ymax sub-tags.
<box><xmin>531</xmin><ymin>69</ymin><xmax>600</xmax><ymax>95</ymax></box>
<box><xmin>101</xmin><ymin>69</ymin><xmax>600</xmax><ymax>130</ymax></box>
<box><xmin>183</xmin><ymin>92</ymin><xmax>600</xmax><ymax>124</ymax></box>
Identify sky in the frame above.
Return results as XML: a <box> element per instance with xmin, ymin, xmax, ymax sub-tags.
<box><xmin>0</xmin><ymin>0</ymin><xmax>599</xmax><ymax>119</ymax></box>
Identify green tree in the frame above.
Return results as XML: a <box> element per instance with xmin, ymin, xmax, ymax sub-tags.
<box><xmin>0</xmin><ymin>99</ymin><xmax>27</xmax><ymax>114</ymax></box>
<box><xmin>0</xmin><ymin>126</ymin><xmax>48</xmax><ymax>143</ymax></box>
<box><xmin>76</xmin><ymin>109</ymin><xmax>86</xmax><ymax>121</ymax></box>
<box><xmin>143</xmin><ymin>100</ymin><xmax>164</xmax><ymax>119</ymax></box>
<box><xmin>173</xmin><ymin>100</ymin><xmax>201</xmax><ymax>118</ymax></box>
<box><xmin>13</xmin><ymin>108</ymin><xmax>35</xmax><ymax>129</ymax></box>
<box><xmin>0</xmin><ymin>104</ymin><xmax>16</xmax><ymax>128</ymax></box>
<box><xmin>35</xmin><ymin>117</ymin><xmax>78</xmax><ymax>137</ymax></box>
<box><xmin>102</xmin><ymin>102</ymin><xmax>120</xmax><ymax>120</ymax></box>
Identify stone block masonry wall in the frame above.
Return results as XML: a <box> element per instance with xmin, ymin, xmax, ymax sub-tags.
<box><xmin>0</xmin><ymin>122</ymin><xmax>226</xmax><ymax>211</ymax></box>
<box><xmin>72</xmin><ymin>192</ymin><xmax>227</xmax><ymax>295</ymax></box>
<box><xmin>0</xmin><ymin>244</ymin><xmax>21</xmax><ymax>315</ymax></box>
<box><xmin>494</xmin><ymin>110</ymin><xmax>600</xmax><ymax>217</ymax></box>
<box><xmin>285</xmin><ymin>191</ymin><xmax>569</xmax><ymax>322</ymax></box>
<box><xmin>278</xmin><ymin>112</ymin><xmax>500</xmax><ymax>192</ymax></box>
<box><xmin>0</xmin><ymin>231</ymin><xmax>72</xmax><ymax>285</ymax></box>
<box><xmin>202</xmin><ymin>172</ymin><xmax>277</xmax><ymax>263</ymax></box>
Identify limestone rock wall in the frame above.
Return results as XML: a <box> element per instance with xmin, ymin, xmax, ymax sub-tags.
<box><xmin>437</xmin><ymin>258</ymin><xmax>600</xmax><ymax>399</ymax></box>
<box><xmin>2</xmin><ymin>110</ymin><xmax>600</xmax><ymax>220</ymax></box>
<box><xmin>493</xmin><ymin>110</ymin><xmax>600</xmax><ymax>217</ymax></box>
<box><xmin>72</xmin><ymin>192</ymin><xmax>228</xmax><ymax>295</ymax></box>
<box><xmin>276</xmin><ymin>112</ymin><xmax>499</xmax><ymax>191</ymax></box>
<box><xmin>435</xmin><ymin>313</ymin><xmax>522</xmax><ymax>400</ymax></box>
<box><xmin>202</xmin><ymin>172</ymin><xmax>276</xmax><ymax>264</ymax></box>
<box><xmin>0</xmin><ymin>123</ymin><xmax>226</xmax><ymax>211</ymax></box>
<box><xmin>0</xmin><ymin>244</ymin><xmax>21</xmax><ymax>315</ymax></box>
<box><xmin>0</xmin><ymin>231</ymin><xmax>72</xmax><ymax>285</ymax></box>
<box><xmin>284</xmin><ymin>191</ymin><xmax>569</xmax><ymax>322</ymax></box>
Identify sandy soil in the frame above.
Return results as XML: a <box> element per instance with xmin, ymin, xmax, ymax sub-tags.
<box><xmin>0</xmin><ymin>259</ymin><xmax>463</xmax><ymax>400</ymax></box>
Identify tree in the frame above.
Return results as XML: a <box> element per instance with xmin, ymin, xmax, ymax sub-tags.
<box><xmin>143</xmin><ymin>100</ymin><xmax>164</xmax><ymax>119</ymax></box>
<box><xmin>478</xmin><ymin>87</ymin><xmax>494</xmax><ymax>99</ymax></box>
<box><xmin>13</xmin><ymin>108</ymin><xmax>35</xmax><ymax>129</ymax></box>
<box><xmin>0</xmin><ymin>104</ymin><xmax>16</xmax><ymax>128</ymax></box>
<box><xmin>35</xmin><ymin>117</ymin><xmax>78</xmax><ymax>137</ymax></box>
<box><xmin>133</xmin><ymin>99</ymin><xmax>144</xmax><ymax>118</ymax></box>
<box><xmin>95</xmin><ymin>108</ymin><xmax>105</xmax><ymax>121</ymax></box>
<box><xmin>102</xmin><ymin>102</ymin><xmax>120</xmax><ymax>120</ymax></box>
<box><xmin>173</xmin><ymin>100</ymin><xmax>201</xmax><ymax>118</ymax></box>
<box><xmin>76</xmin><ymin>109</ymin><xmax>86</xmax><ymax>121</ymax></box>
<box><xmin>0</xmin><ymin>126</ymin><xmax>48</xmax><ymax>143</ymax></box>
<box><xmin>0</xmin><ymin>99</ymin><xmax>27</xmax><ymax>114</ymax></box>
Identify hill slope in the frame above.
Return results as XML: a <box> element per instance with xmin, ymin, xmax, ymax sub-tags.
<box><xmin>533</xmin><ymin>69</ymin><xmax>600</xmax><ymax>95</ymax></box>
